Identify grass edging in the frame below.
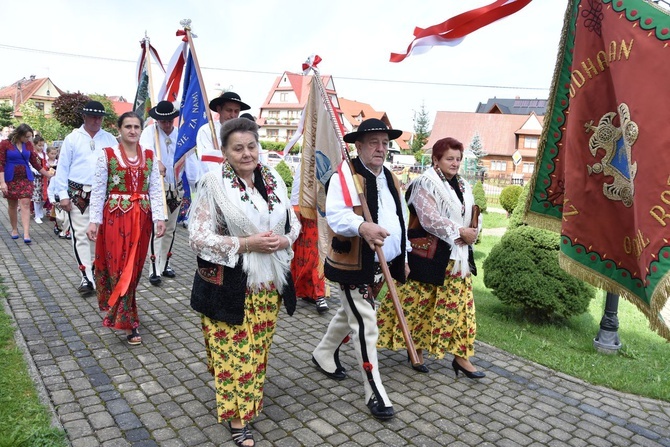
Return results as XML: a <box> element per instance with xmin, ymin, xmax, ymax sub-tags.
<box><xmin>0</xmin><ymin>283</ymin><xmax>67</xmax><ymax>447</ymax></box>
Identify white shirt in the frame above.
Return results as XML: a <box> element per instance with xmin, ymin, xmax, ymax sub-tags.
<box><xmin>326</xmin><ymin>160</ymin><xmax>409</xmax><ymax>263</ymax></box>
<box><xmin>140</xmin><ymin>123</ymin><xmax>178</xmax><ymax>187</ymax></box>
<box><xmin>51</xmin><ymin>126</ymin><xmax>118</xmax><ymax>200</ymax></box>
<box><xmin>195</xmin><ymin>121</ymin><xmax>223</xmax><ymax>175</ymax></box>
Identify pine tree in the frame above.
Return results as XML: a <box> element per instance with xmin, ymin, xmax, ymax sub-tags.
<box><xmin>410</xmin><ymin>103</ymin><xmax>431</xmax><ymax>155</ymax></box>
<box><xmin>469</xmin><ymin>132</ymin><xmax>487</xmax><ymax>175</ymax></box>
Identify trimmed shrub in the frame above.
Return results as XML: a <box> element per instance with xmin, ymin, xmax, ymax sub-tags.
<box><xmin>275</xmin><ymin>160</ymin><xmax>293</xmax><ymax>190</ymax></box>
<box><xmin>472</xmin><ymin>181</ymin><xmax>487</xmax><ymax>213</ymax></box>
<box><xmin>508</xmin><ymin>182</ymin><xmax>530</xmax><ymax>230</ymax></box>
<box><xmin>483</xmin><ymin>225</ymin><xmax>595</xmax><ymax>322</ymax></box>
<box><xmin>499</xmin><ymin>184</ymin><xmax>523</xmax><ymax>215</ymax></box>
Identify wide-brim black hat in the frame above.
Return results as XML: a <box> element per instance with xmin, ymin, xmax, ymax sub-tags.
<box><xmin>209</xmin><ymin>91</ymin><xmax>250</xmax><ymax>112</ymax></box>
<box><xmin>80</xmin><ymin>100</ymin><xmax>108</xmax><ymax>117</ymax></box>
<box><xmin>149</xmin><ymin>101</ymin><xmax>179</xmax><ymax>121</ymax></box>
<box><xmin>343</xmin><ymin>118</ymin><xmax>402</xmax><ymax>143</ymax></box>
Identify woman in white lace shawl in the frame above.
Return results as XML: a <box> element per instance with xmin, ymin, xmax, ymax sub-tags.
<box><xmin>188</xmin><ymin>117</ymin><xmax>300</xmax><ymax>447</ymax></box>
<box><xmin>377</xmin><ymin>137</ymin><xmax>485</xmax><ymax>379</ymax></box>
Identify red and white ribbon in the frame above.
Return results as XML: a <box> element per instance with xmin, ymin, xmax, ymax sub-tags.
<box><xmin>302</xmin><ymin>54</ymin><xmax>322</xmax><ymax>75</ymax></box>
<box><xmin>390</xmin><ymin>0</ymin><xmax>533</xmax><ymax>63</ymax></box>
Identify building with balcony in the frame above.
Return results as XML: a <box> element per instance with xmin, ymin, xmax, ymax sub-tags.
<box><xmin>258</xmin><ymin>71</ymin><xmax>344</xmax><ymax>144</ymax></box>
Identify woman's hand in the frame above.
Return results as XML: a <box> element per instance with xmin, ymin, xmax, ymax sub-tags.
<box><xmin>0</xmin><ymin>181</ymin><xmax>7</xmax><ymax>196</ymax></box>
<box><xmin>86</xmin><ymin>223</ymin><xmax>99</xmax><ymax>241</ymax></box>
<box><xmin>155</xmin><ymin>221</ymin><xmax>166</xmax><ymax>238</ymax></box>
<box><xmin>456</xmin><ymin>227</ymin><xmax>478</xmax><ymax>246</ymax></box>
<box><xmin>247</xmin><ymin>231</ymin><xmax>288</xmax><ymax>253</ymax></box>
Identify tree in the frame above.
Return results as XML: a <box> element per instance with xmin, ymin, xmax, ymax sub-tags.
<box><xmin>89</xmin><ymin>94</ymin><xmax>119</xmax><ymax>135</ymax></box>
<box><xmin>469</xmin><ymin>132</ymin><xmax>487</xmax><ymax>175</ymax></box>
<box><xmin>0</xmin><ymin>104</ymin><xmax>13</xmax><ymax>128</ymax></box>
<box><xmin>16</xmin><ymin>101</ymin><xmax>69</xmax><ymax>142</ymax></box>
<box><xmin>410</xmin><ymin>103</ymin><xmax>430</xmax><ymax>154</ymax></box>
<box><xmin>53</xmin><ymin>92</ymin><xmax>90</xmax><ymax>129</ymax></box>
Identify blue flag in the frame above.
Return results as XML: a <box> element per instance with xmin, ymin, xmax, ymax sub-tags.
<box><xmin>174</xmin><ymin>50</ymin><xmax>207</xmax><ymax>197</ymax></box>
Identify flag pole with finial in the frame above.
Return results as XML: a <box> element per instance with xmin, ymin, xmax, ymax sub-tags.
<box><xmin>302</xmin><ymin>55</ymin><xmax>419</xmax><ymax>367</ymax></box>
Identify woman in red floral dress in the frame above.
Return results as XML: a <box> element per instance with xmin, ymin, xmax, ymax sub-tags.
<box><xmin>86</xmin><ymin>112</ymin><xmax>165</xmax><ymax>345</ymax></box>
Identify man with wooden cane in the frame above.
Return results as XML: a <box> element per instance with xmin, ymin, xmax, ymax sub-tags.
<box><xmin>140</xmin><ymin>101</ymin><xmax>183</xmax><ymax>286</ymax></box>
<box><xmin>312</xmin><ymin>118</ymin><xmax>409</xmax><ymax>421</ymax></box>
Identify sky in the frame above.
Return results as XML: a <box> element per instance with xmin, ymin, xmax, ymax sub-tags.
<box><xmin>0</xmin><ymin>0</ymin><xmax>568</xmax><ymax>133</ymax></box>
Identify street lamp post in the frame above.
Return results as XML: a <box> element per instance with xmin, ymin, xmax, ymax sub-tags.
<box><xmin>593</xmin><ymin>292</ymin><xmax>622</xmax><ymax>354</ymax></box>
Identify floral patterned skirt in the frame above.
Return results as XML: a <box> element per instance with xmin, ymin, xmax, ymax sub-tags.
<box><xmin>5</xmin><ymin>166</ymin><xmax>34</xmax><ymax>200</ymax></box>
<box><xmin>201</xmin><ymin>287</ymin><xmax>280</xmax><ymax>423</ymax></box>
<box><xmin>377</xmin><ymin>260</ymin><xmax>476</xmax><ymax>360</ymax></box>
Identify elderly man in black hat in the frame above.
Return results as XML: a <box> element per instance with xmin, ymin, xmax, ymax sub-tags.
<box><xmin>311</xmin><ymin>118</ymin><xmax>409</xmax><ymax>421</ymax></box>
<box><xmin>195</xmin><ymin>91</ymin><xmax>250</xmax><ymax>176</ymax></box>
<box><xmin>51</xmin><ymin>100</ymin><xmax>119</xmax><ymax>296</ymax></box>
<box><xmin>140</xmin><ymin>101</ymin><xmax>199</xmax><ymax>286</ymax></box>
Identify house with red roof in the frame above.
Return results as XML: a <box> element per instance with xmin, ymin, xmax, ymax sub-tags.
<box><xmin>426</xmin><ymin>111</ymin><xmax>544</xmax><ymax>184</ymax></box>
<box><xmin>338</xmin><ymin>98</ymin><xmax>410</xmax><ymax>151</ymax></box>
<box><xmin>108</xmin><ymin>96</ymin><xmax>133</xmax><ymax>116</ymax></box>
<box><xmin>0</xmin><ymin>75</ymin><xmax>64</xmax><ymax>118</ymax></box>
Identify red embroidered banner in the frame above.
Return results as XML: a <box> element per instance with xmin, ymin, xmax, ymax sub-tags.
<box><xmin>527</xmin><ymin>0</ymin><xmax>670</xmax><ymax>340</ymax></box>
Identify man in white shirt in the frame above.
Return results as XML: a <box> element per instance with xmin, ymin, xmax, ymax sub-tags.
<box><xmin>312</xmin><ymin>118</ymin><xmax>409</xmax><ymax>421</ymax></box>
<box><xmin>195</xmin><ymin>91</ymin><xmax>250</xmax><ymax>176</ymax></box>
<box><xmin>139</xmin><ymin>101</ymin><xmax>188</xmax><ymax>286</ymax></box>
<box><xmin>51</xmin><ymin>100</ymin><xmax>118</xmax><ymax>296</ymax></box>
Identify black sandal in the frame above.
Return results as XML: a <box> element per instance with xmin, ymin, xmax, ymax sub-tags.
<box><xmin>228</xmin><ymin>422</ymin><xmax>254</xmax><ymax>446</ymax></box>
<box><xmin>126</xmin><ymin>328</ymin><xmax>142</xmax><ymax>345</ymax></box>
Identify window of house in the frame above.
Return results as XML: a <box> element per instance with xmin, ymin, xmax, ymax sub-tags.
<box><xmin>524</xmin><ymin>136</ymin><xmax>538</xmax><ymax>149</ymax></box>
<box><xmin>267</xmin><ymin>129</ymin><xmax>278</xmax><ymax>138</ymax></box>
<box><xmin>522</xmin><ymin>162</ymin><xmax>535</xmax><ymax>173</ymax></box>
<box><xmin>34</xmin><ymin>101</ymin><xmax>44</xmax><ymax>111</ymax></box>
<box><xmin>268</xmin><ymin>111</ymin><xmax>279</xmax><ymax>118</ymax></box>
<box><xmin>490</xmin><ymin>160</ymin><xmax>507</xmax><ymax>171</ymax></box>
<box><xmin>287</xmin><ymin>129</ymin><xmax>295</xmax><ymax>139</ymax></box>
<box><xmin>280</xmin><ymin>93</ymin><xmax>288</xmax><ymax>102</ymax></box>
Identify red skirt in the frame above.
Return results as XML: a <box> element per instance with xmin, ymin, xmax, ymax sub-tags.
<box><xmin>290</xmin><ymin>215</ymin><xmax>325</xmax><ymax>299</ymax></box>
<box><xmin>96</xmin><ymin>204</ymin><xmax>153</xmax><ymax>330</ymax></box>
<box><xmin>5</xmin><ymin>166</ymin><xmax>34</xmax><ymax>200</ymax></box>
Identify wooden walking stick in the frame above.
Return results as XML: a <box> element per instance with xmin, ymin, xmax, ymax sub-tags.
<box><xmin>304</xmin><ymin>56</ymin><xmax>420</xmax><ymax>366</ymax></box>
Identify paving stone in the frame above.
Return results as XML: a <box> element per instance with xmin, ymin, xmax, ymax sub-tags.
<box><xmin>4</xmin><ymin>209</ymin><xmax>670</xmax><ymax>447</ymax></box>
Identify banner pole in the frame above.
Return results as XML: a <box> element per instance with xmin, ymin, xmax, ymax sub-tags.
<box><xmin>181</xmin><ymin>22</ymin><xmax>220</xmax><ymax>156</ymax></box>
<box><xmin>142</xmin><ymin>35</ymin><xmax>169</xmax><ymax>218</ymax></box>
<box><xmin>305</xmin><ymin>58</ymin><xmax>419</xmax><ymax>367</ymax></box>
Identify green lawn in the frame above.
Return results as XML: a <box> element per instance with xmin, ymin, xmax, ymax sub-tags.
<box><xmin>482</xmin><ymin>211</ymin><xmax>508</xmax><ymax>229</ymax></box>
<box><xmin>0</xmin><ymin>293</ymin><xmax>66</xmax><ymax>447</ymax></box>
<box><xmin>473</xmin><ymin>234</ymin><xmax>670</xmax><ymax>402</ymax></box>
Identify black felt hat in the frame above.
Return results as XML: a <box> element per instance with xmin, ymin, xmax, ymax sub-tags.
<box><xmin>80</xmin><ymin>100</ymin><xmax>108</xmax><ymax>117</ymax></box>
<box><xmin>209</xmin><ymin>91</ymin><xmax>250</xmax><ymax>112</ymax></box>
<box><xmin>343</xmin><ymin>118</ymin><xmax>402</xmax><ymax>143</ymax></box>
<box><xmin>148</xmin><ymin>101</ymin><xmax>179</xmax><ymax>121</ymax></box>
